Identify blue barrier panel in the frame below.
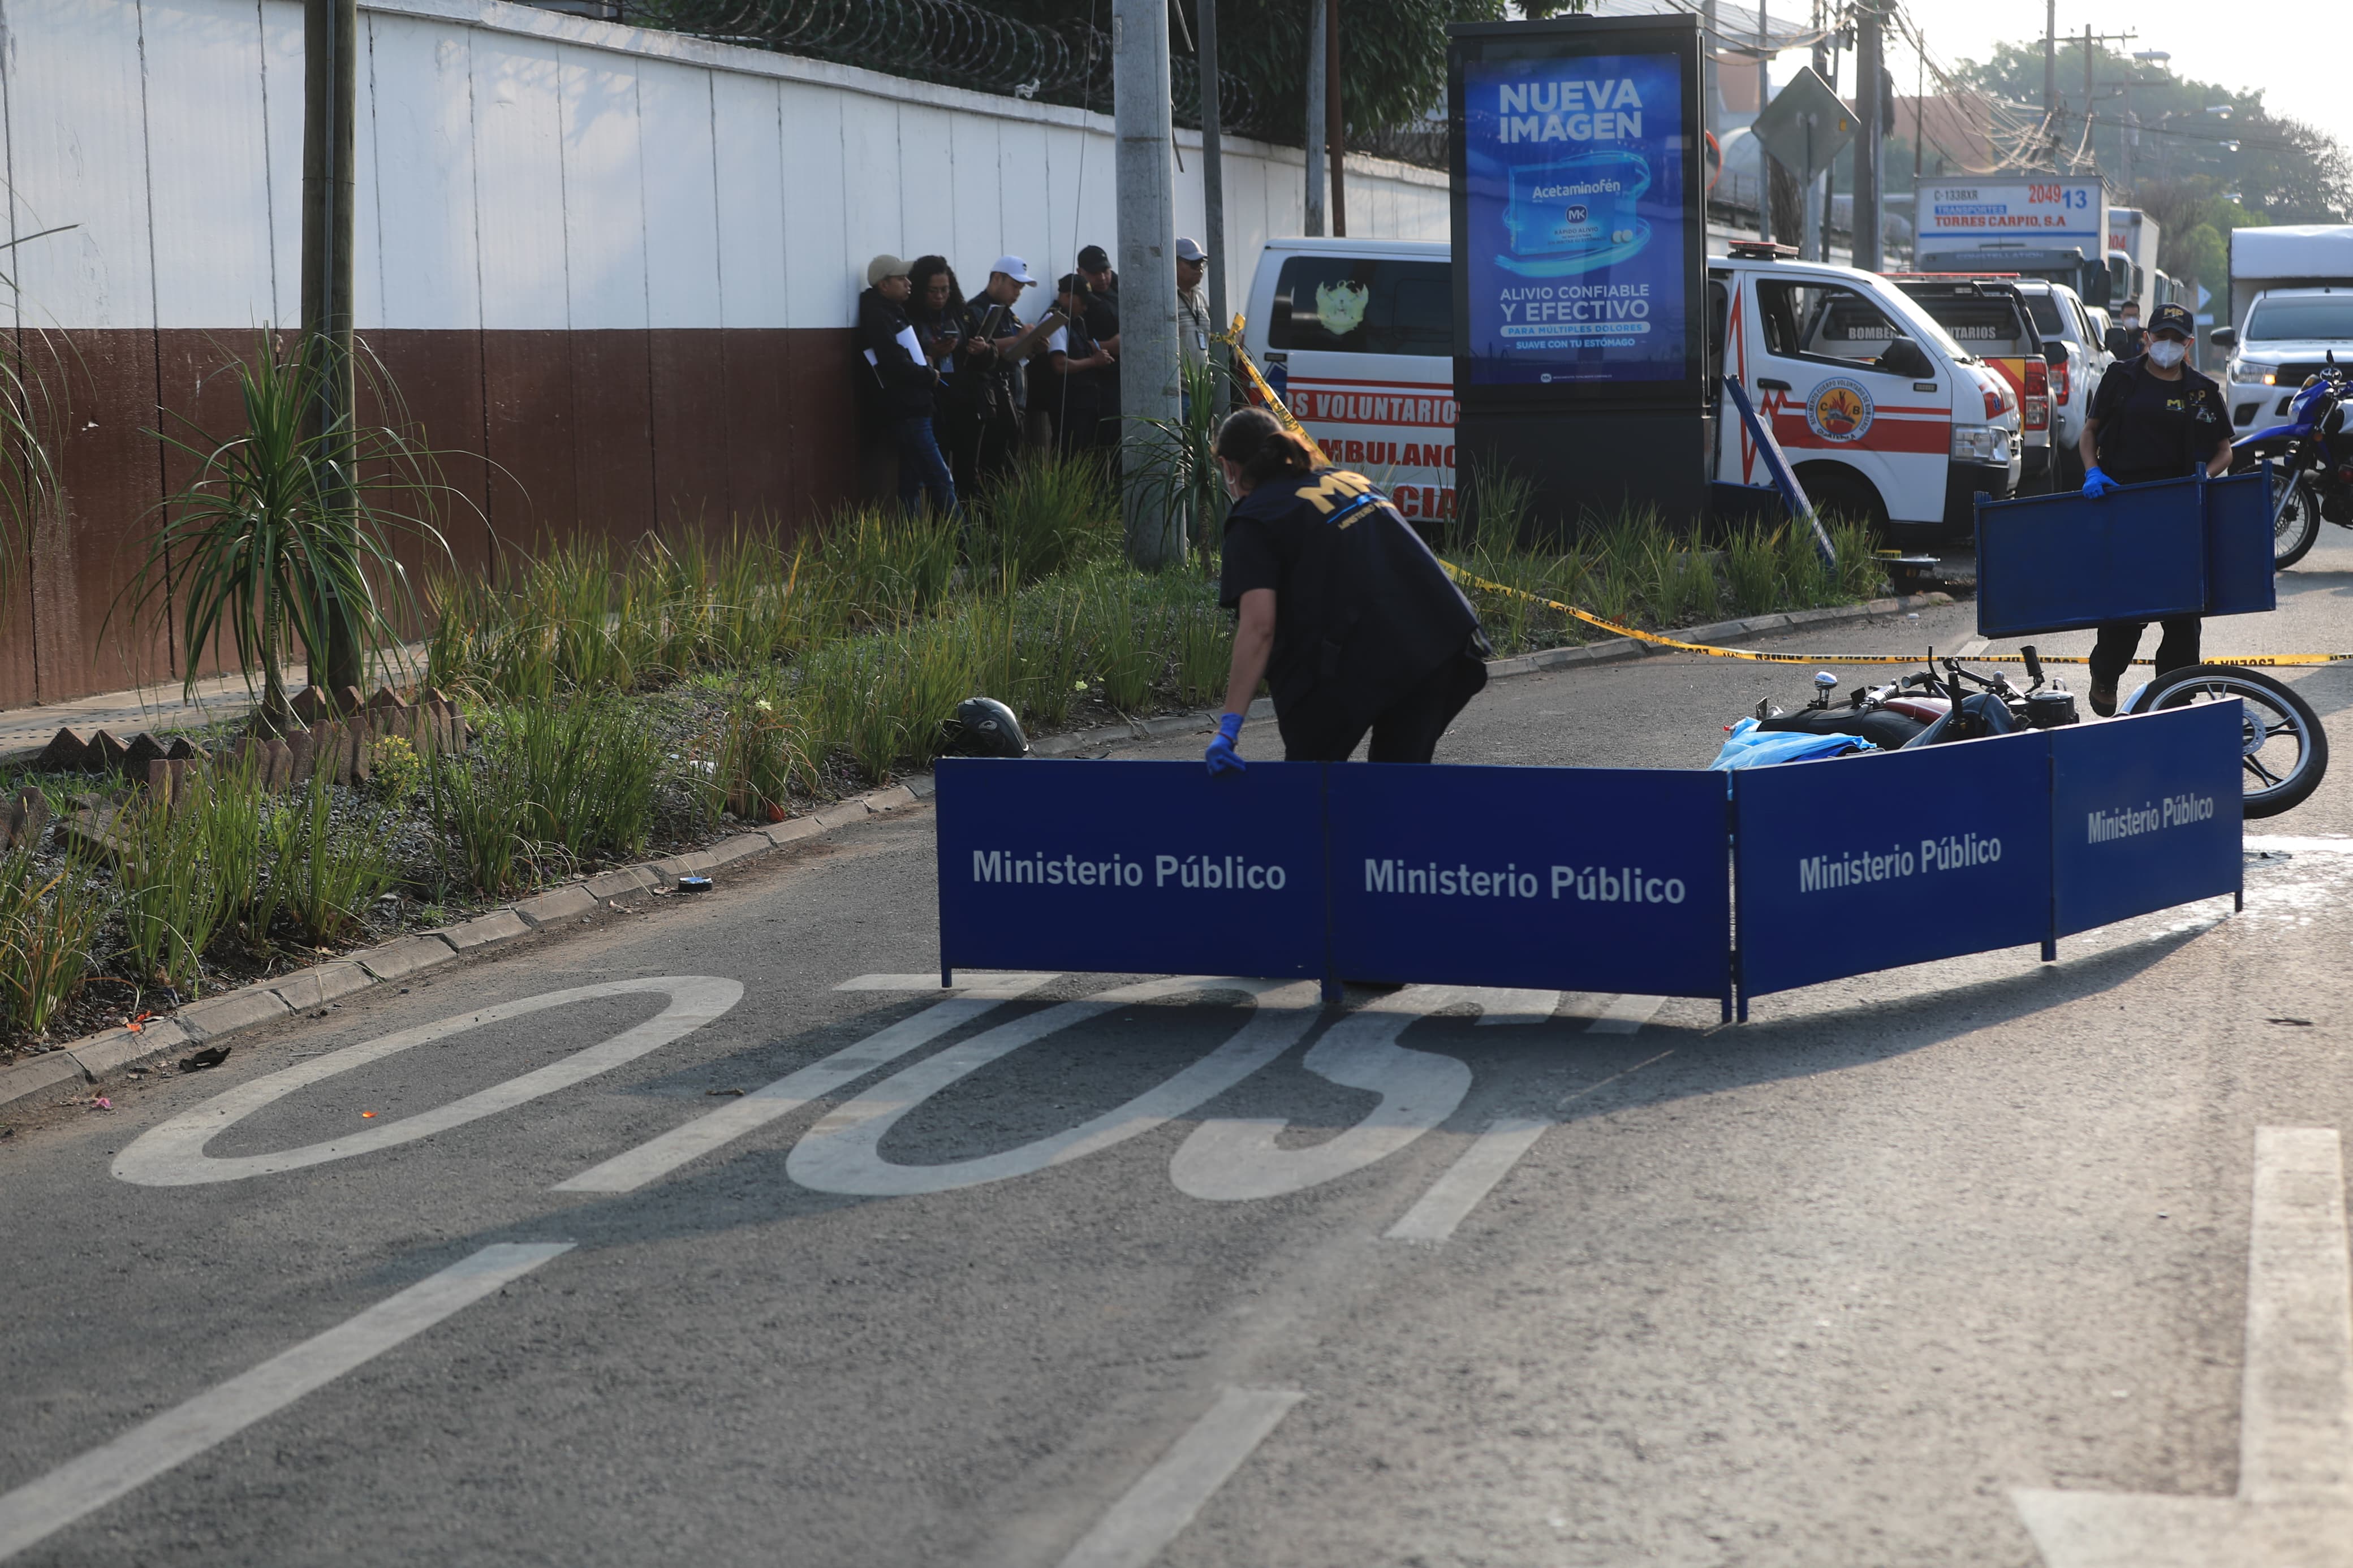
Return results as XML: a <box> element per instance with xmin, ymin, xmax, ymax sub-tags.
<box><xmin>935</xmin><ymin>758</ymin><xmax>1328</xmax><ymax>980</ymax></box>
<box><xmin>1326</xmin><ymin>764</ymin><xmax>1730</xmax><ymax>999</ymax></box>
<box><xmin>1975</xmin><ymin>476</ymin><xmax>2207</xmax><ymax>637</ymax></box>
<box><xmin>2050</xmin><ymin>703</ymin><xmax>2244</xmax><ymax>937</ymax></box>
<box><xmin>1734</xmin><ymin>731</ymin><xmax>2054</xmax><ymax>999</ymax></box>
<box><xmin>2203</xmin><ymin>469</ymin><xmax>2278</xmax><ymax>619</ymax></box>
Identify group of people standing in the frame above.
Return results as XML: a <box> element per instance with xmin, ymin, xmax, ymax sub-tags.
<box><xmin>854</xmin><ymin>239</ymin><xmax>1219</xmax><ymax>519</ymax></box>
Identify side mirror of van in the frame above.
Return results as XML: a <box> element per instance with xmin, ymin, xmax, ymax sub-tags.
<box><xmin>2209</xmin><ymin>326</ymin><xmax>2239</xmax><ymax>349</ymax></box>
<box><xmin>1878</xmin><ymin>336</ymin><xmax>1933</xmax><ymax>379</ymax></box>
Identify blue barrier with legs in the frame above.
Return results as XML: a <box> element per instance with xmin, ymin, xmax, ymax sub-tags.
<box><xmin>1975</xmin><ymin>469</ymin><xmax>2276</xmax><ymax>637</ymax></box>
<box><xmin>936</xmin><ymin>702</ymin><xmax>2243</xmax><ymax>1018</ymax></box>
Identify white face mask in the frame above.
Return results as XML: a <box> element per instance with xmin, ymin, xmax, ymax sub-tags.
<box><xmin>2147</xmin><ymin>339</ymin><xmax>2187</xmax><ymax>368</ymax></box>
<box><xmin>2119</xmin><ymin>314</ymin><xmax>2140</xmax><ymax>329</ymax></box>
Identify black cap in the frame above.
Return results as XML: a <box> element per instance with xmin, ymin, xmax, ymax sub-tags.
<box><xmin>1077</xmin><ymin>244</ymin><xmax>1111</xmax><ymax>271</ymax></box>
<box><xmin>1055</xmin><ymin>272</ymin><xmax>1086</xmax><ymax>296</ymax></box>
<box><xmin>2149</xmin><ymin>302</ymin><xmax>2195</xmax><ymax>338</ymax></box>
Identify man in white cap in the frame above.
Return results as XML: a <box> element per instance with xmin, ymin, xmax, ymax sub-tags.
<box><xmin>857</xmin><ymin>253</ymin><xmax>956</xmax><ymax>517</ymax></box>
<box><xmin>963</xmin><ymin>256</ymin><xmax>1040</xmax><ymax>472</ymax></box>
<box><xmin>1175</xmin><ymin>237</ymin><xmax>1214</xmax><ymax>374</ymax></box>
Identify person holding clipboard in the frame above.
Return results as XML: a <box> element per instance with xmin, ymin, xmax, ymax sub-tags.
<box><xmin>857</xmin><ymin>253</ymin><xmax>957</xmax><ymax>519</ymax></box>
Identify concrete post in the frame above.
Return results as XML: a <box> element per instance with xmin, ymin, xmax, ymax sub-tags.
<box><xmin>301</xmin><ymin>0</ymin><xmax>360</xmax><ymax>702</ymax></box>
<box><xmin>1199</xmin><ymin>0</ymin><xmax>1230</xmax><ymax>421</ymax></box>
<box><xmin>1852</xmin><ymin>0</ymin><xmax>1882</xmax><ymax>273</ymax></box>
<box><xmin>1114</xmin><ymin>0</ymin><xmax>1182</xmax><ymax>568</ymax></box>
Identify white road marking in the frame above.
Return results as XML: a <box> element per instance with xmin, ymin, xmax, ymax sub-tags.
<box><xmin>1053</xmin><ymin>1388</ymin><xmax>1303</xmax><ymax>1568</ymax></box>
<box><xmin>1956</xmin><ymin>638</ymin><xmax>1990</xmax><ymax>657</ymax></box>
<box><xmin>1587</xmin><ymin>994</ymin><xmax>1667</xmax><ymax>1034</ymax></box>
<box><xmin>1469</xmin><ymin>988</ymin><xmax>1562</xmax><ymax>1026</ymax></box>
<box><xmin>1171</xmin><ymin>986</ymin><xmax>1475</xmax><ymax>1201</ymax></box>
<box><xmin>1382</xmin><ymin>1117</ymin><xmax>1552</xmax><ymax>1242</ymax></box>
<box><xmin>556</xmin><ymin>973</ymin><xmax>1057</xmax><ymax>1193</ymax></box>
<box><xmin>789</xmin><ymin>978</ymin><xmax>1322</xmax><ymax>1196</ymax></box>
<box><xmin>833</xmin><ymin>971</ymin><xmax>1059</xmax><ymax>992</ymax></box>
<box><xmin>113</xmin><ymin>978</ymin><xmax>744</xmax><ymax>1187</ymax></box>
<box><xmin>0</xmin><ymin>1242</ymin><xmax>571</xmax><ymax>1562</ymax></box>
<box><xmin>2013</xmin><ymin>1127</ymin><xmax>2353</xmax><ymax>1565</ymax></box>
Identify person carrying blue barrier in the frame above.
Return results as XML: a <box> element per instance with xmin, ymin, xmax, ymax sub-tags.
<box><xmin>1204</xmin><ymin>408</ymin><xmax>1490</xmax><ymax>771</ymax></box>
<box><xmin>2076</xmin><ymin>301</ymin><xmax>2235</xmax><ymax>715</ymax></box>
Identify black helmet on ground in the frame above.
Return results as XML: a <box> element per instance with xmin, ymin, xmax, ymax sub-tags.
<box><xmin>947</xmin><ymin>696</ymin><xmax>1029</xmax><ymax>758</ymax></box>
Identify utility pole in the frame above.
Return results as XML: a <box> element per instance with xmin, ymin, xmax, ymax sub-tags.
<box><xmin>1853</xmin><ymin>0</ymin><xmax>1882</xmax><ymax>271</ymax></box>
<box><xmin>1113</xmin><ymin>0</ymin><xmax>1182</xmax><ymax>568</ymax></box>
<box><xmin>1914</xmin><ymin>45</ymin><xmax>1924</xmax><ymax>180</ymax></box>
<box><xmin>1199</xmin><ymin>0</ymin><xmax>1229</xmax><ymax>421</ymax></box>
<box><xmin>1755</xmin><ymin>0</ymin><xmax>1773</xmax><ymax>243</ymax></box>
<box><xmin>2043</xmin><ymin>0</ymin><xmax>2058</xmax><ymax>165</ymax></box>
<box><xmin>301</xmin><ymin>0</ymin><xmax>360</xmax><ymax>706</ymax></box>
<box><xmin>1303</xmin><ymin>1</ymin><xmax>1326</xmax><ymax>236</ymax></box>
<box><xmin>1805</xmin><ymin>0</ymin><xmax>1828</xmax><ymax>261</ymax></box>
<box><xmin>1325</xmin><ymin>0</ymin><xmax>1346</xmax><ymax>236</ymax></box>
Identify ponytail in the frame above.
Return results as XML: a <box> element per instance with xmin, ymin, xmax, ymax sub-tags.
<box><xmin>1213</xmin><ymin>407</ymin><xmax>1318</xmax><ymax>490</ymax></box>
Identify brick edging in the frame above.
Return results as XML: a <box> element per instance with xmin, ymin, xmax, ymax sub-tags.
<box><xmin>0</xmin><ymin>590</ymin><xmax>1950</xmax><ymax>1118</ymax></box>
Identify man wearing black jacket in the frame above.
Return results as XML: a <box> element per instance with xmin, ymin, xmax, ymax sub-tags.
<box><xmin>857</xmin><ymin>253</ymin><xmax>957</xmax><ymax>517</ymax></box>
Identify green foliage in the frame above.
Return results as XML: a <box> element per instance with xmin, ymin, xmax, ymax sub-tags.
<box><xmin>976</xmin><ymin>452</ymin><xmax>1118</xmax><ymax>584</ymax></box>
<box><xmin>0</xmin><ymin>847</ymin><xmax>100</xmax><ymax>1035</ymax></box>
<box><xmin>429</xmin><ymin>744</ymin><xmax>537</xmax><ymax>899</ymax></box>
<box><xmin>1124</xmin><ymin>356</ymin><xmax>1231</xmax><ymax>558</ymax></box>
<box><xmin>1953</xmin><ymin>42</ymin><xmax>2349</xmax><ymax>226</ymax></box>
<box><xmin>115</xmin><ymin>796</ymin><xmax>225</xmax><ymax>994</ymax></box>
<box><xmin>502</xmin><ymin>701</ymin><xmax>663</xmax><ymax>864</ymax></box>
<box><xmin>714</xmin><ymin>677</ymin><xmax>807</xmax><ymax>820</ymax></box>
<box><xmin>263</xmin><ymin>764</ymin><xmax>399</xmax><ymax>947</ymax></box>
<box><xmin>122</xmin><ymin>335</ymin><xmax>454</xmax><ymax>729</ymax></box>
<box><xmin>369</xmin><ymin>733</ymin><xmax>425</xmax><ymax>806</ymax></box>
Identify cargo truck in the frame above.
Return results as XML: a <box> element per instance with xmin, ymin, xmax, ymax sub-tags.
<box><xmin>2210</xmin><ymin>224</ymin><xmax>2353</xmax><ymax>436</ymax></box>
<box><xmin>2106</xmin><ymin>207</ymin><xmax>2160</xmax><ymax>317</ymax></box>
<box><xmin>1912</xmin><ymin>176</ymin><xmax>2115</xmax><ymax>307</ymax></box>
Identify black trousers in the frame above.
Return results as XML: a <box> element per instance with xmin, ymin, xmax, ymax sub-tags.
<box><xmin>2089</xmin><ymin>616</ymin><xmax>2201</xmax><ymax>686</ymax></box>
<box><xmin>1276</xmin><ymin>653</ymin><xmax>1489</xmax><ymax>763</ymax></box>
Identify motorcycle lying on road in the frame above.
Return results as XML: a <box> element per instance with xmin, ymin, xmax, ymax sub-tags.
<box><xmin>2235</xmin><ymin>357</ymin><xmax>2348</xmax><ymax>569</ymax></box>
<box><xmin>1718</xmin><ymin>649</ymin><xmax>2328</xmax><ymax>818</ymax></box>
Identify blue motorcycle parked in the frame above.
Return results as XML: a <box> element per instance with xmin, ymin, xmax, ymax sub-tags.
<box><xmin>2234</xmin><ymin>357</ymin><xmax>2348</xmax><ymax>568</ymax></box>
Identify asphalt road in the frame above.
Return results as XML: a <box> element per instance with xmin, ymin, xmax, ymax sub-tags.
<box><xmin>7</xmin><ymin>536</ymin><xmax>2353</xmax><ymax>1567</ymax></box>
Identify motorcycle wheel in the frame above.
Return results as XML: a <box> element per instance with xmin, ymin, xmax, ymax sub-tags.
<box><xmin>2272</xmin><ymin>467</ymin><xmax>2322</xmax><ymax>569</ymax></box>
<box><xmin>2128</xmin><ymin>663</ymin><xmax>2329</xmax><ymax>818</ymax></box>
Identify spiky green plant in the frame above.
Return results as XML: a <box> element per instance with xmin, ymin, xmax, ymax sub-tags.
<box><xmin>119</xmin><ymin>334</ymin><xmax>456</xmax><ymax>733</ymax></box>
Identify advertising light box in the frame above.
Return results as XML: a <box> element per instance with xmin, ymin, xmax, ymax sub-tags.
<box><xmin>1450</xmin><ymin>16</ymin><xmax>1704</xmax><ymax>407</ymax></box>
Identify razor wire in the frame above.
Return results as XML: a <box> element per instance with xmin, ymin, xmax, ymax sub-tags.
<box><xmin>617</xmin><ymin>0</ymin><xmax>1257</xmax><ymax>132</ymax></box>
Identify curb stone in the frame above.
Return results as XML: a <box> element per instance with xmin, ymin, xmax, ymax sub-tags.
<box><xmin>0</xmin><ymin>593</ymin><xmax>1951</xmax><ymax>1120</ymax></box>
<box><xmin>0</xmin><ymin>777</ymin><xmax>930</xmax><ymax>1118</ymax></box>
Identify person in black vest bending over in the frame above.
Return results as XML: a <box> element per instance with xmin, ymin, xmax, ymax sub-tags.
<box><xmin>1205</xmin><ymin>408</ymin><xmax>1490</xmax><ymax>772</ymax></box>
<box><xmin>2077</xmin><ymin>301</ymin><xmax>2234</xmax><ymax>716</ymax></box>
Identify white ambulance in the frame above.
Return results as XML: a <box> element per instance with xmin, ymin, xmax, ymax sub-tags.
<box><xmin>1240</xmin><ymin>238</ymin><xmax>2023</xmax><ymax>544</ymax></box>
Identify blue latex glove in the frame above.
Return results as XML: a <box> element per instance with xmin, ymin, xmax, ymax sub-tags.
<box><xmin>1205</xmin><ymin>712</ymin><xmax>1247</xmax><ymax>775</ymax></box>
<box><xmin>2083</xmin><ymin>465</ymin><xmax>2121</xmax><ymax>498</ymax></box>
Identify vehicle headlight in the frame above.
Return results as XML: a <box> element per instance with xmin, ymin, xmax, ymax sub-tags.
<box><xmin>2233</xmin><ymin>360</ymin><xmax>2279</xmax><ymax>385</ymax></box>
<box><xmin>1951</xmin><ymin>424</ymin><xmax>2009</xmax><ymax>463</ymax></box>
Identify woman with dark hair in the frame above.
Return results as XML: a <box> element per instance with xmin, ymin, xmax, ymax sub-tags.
<box><xmin>907</xmin><ymin>256</ymin><xmax>985</xmax><ymax>499</ymax></box>
<box><xmin>1204</xmin><ymin>407</ymin><xmax>1489</xmax><ymax>771</ymax></box>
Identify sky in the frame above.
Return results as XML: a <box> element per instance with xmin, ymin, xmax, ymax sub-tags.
<box><xmin>1886</xmin><ymin>0</ymin><xmax>2346</xmax><ymax>149</ymax></box>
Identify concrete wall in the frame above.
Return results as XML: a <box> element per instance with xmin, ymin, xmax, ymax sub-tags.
<box><xmin>2</xmin><ymin>0</ymin><xmax>1448</xmax><ymax>705</ymax></box>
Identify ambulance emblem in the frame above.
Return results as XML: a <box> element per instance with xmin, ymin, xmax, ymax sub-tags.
<box><xmin>1805</xmin><ymin>377</ymin><xmax>1874</xmax><ymax>442</ymax></box>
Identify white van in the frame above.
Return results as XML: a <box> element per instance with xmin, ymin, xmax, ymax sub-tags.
<box><xmin>1242</xmin><ymin>239</ymin><xmax>2022</xmax><ymax>543</ymax></box>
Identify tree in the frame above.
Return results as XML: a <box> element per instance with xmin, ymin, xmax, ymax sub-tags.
<box><xmin>986</xmin><ymin>0</ymin><xmax>1505</xmax><ymax>137</ymax></box>
<box><xmin>1951</xmin><ymin>40</ymin><xmax>2350</xmax><ymax>227</ymax></box>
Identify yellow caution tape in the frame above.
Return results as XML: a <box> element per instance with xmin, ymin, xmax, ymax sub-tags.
<box><xmin>1225</xmin><ymin>319</ymin><xmax>2348</xmax><ymax>673</ymax></box>
<box><xmin>1440</xmin><ymin>560</ymin><xmax>2353</xmax><ymax>669</ymax></box>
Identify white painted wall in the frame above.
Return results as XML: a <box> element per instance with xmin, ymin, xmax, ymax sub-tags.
<box><xmin>4</xmin><ymin>0</ymin><xmax>1450</xmax><ymax>333</ymax></box>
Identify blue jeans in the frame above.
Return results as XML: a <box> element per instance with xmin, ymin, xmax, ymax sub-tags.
<box><xmin>896</xmin><ymin>416</ymin><xmax>958</xmax><ymax>517</ymax></box>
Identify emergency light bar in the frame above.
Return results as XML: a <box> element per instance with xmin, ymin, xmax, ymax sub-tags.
<box><xmin>1725</xmin><ymin>240</ymin><xmax>1796</xmax><ymax>260</ymax></box>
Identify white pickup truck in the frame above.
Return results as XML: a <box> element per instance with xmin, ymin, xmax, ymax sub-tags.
<box><xmin>2213</xmin><ymin>226</ymin><xmax>2353</xmax><ymax>435</ymax></box>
